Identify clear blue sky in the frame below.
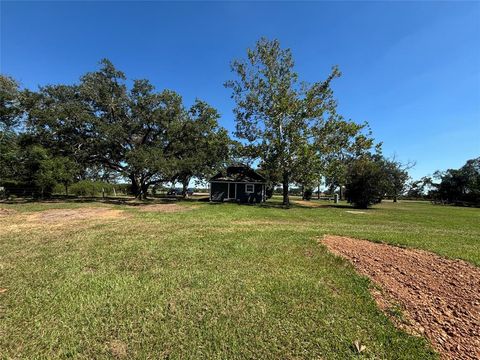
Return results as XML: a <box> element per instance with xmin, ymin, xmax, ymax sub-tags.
<box><xmin>1</xmin><ymin>1</ymin><xmax>479</xmax><ymax>180</ymax></box>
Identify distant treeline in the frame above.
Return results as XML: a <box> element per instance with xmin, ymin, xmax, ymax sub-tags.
<box><xmin>405</xmin><ymin>158</ymin><xmax>480</xmax><ymax>206</ymax></box>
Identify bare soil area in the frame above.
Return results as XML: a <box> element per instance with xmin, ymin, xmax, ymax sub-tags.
<box><xmin>322</xmin><ymin>235</ymin><xmax>480</xmax><ymax>360</ymax></box>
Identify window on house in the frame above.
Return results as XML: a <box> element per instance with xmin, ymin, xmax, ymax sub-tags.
<box><xmin>246</xmin><ymin>184</ymin><xmax>254</xmax><ymax>193</ymax></box>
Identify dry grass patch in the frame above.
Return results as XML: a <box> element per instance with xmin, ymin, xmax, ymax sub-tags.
<box><xmin>0</xmin><ymin>207</ymin><xmax>127</xmax><ymax>235</ymax></box>
<box><xmin>0</xmin><ymin>208</ymin><xmax>17</xmax><ymax>217</ymax></box>
<box><xmin>108</xmin><ymin>340</ymin><xmax>128</xmax><ymax>359</ymax></box>
<box><xmin>345</xmin><ymin>210</ymin><xmax>367</xmax><ymax>215</ymax></box>
<box><xmin>136</xmin><ymin>203</ymin><xmax>194</xmax><ymax>213</ymax></box>
<box><xmin>291</xmin><ymin>200</ymin><xmax>328</xmax><ymax>208</ymax></box>
<box><xmin>28</xmin><ymin>207</ymin><xmax>125</xmax><ymax>223</ymax></box>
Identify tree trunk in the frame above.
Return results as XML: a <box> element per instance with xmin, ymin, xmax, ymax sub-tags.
<box><xmin>139</xmin><ymin>183</ymin><xmax>149</xmax><ymax>200</ymax></box>
<box><xmin>65</xmin><ymin>184</ymin><xmax>69</xmax><ymax>197</ymax></box>
<box><xmin>393</xmin><ymin>195</ymin><xmax>397</xmax><ymax>203</ymax></box>
<box><xmin>282</xmin><ymin>172</ymin><xmax>290</xmax><ymax>206</ymax></box>
<box><xmin>182</xmin><ymin>179</ymin><xmax>189</xmax><ymax>198</ymax></box>
<box><xmin>130</xmin><ymin>174</ymin><xmax>139</xmax><ymax>198</ymax></box>
<box><xmin>317</xmin><ymin>183</ymin><xmax>320</xmax><ymax>200</ymax></box>
<box><xmin>301</xmin><ymin>185</ymin><xmax>305</xmax><ymax>200</ymax></box>
<box><xmin>130</xmin><ymin>174</ymin><xmax>147</xmax><ymax>199</ymax></box>
<box><xmin>339</xmin><ymin>185</ymin><xmax>343</xmax><ymax>201</ymax></box>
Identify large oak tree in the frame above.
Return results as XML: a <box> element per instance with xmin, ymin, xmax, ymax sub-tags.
<box><xmin>26</xmin><ymin>60</ymin><xmax>229</xmax><ymax>198</ymax></box>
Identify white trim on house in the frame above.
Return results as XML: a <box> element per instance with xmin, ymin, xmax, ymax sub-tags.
<box><xmin>245</xmin><ymin>184</ymin><xmax>254</xmax><ymax>193</ymax></box>
<box><xmin>209</xmin><ymin>180</ymin><xmax>267</xmax><ymax>203</ymax></box>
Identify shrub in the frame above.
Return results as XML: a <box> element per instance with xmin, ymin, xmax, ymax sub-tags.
<box><xmin>345</xmin><ymin>157</ymin><xmax>387</xmax><ymax>208</ymax></box>
<box><xmin>69</xmin><ymin>181</ymin><xmax>115</xmax><ymax>197</ymax></box>
<box><xmin>53</xmin><ymin>183</ymin><xmax>66</xmax><ymax>195</ymax></box>
<box><xmin>303</xmin><ymin>188</ymin><xmax>313</xmax><ymax>200</ymax></box>
<box><xmin>265</xmin><ymin>186</ymin><xmax>274</xmax><ymax>199</ymax></box>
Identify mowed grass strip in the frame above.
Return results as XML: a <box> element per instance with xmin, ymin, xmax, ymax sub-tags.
<box><xmin>1</xmin><ymin>200</ymin><xmax>477</xmax><ymax>358</ymax></box>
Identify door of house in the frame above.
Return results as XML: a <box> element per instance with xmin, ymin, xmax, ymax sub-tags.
<box><xmin>228</xmin><ymin>183</ymin><xmax>236</xmax><ymax>199</ymax></box>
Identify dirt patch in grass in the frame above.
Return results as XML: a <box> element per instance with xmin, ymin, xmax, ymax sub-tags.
<box><xmin>108</xmin><ymin>339</ymin><xmax>128</xmax><ymax>358</ymax></box>
<box><xmin>292</xmin><ymin>200</ymin><xmax>328</xmax><ymax>208</ymax></box>
<box><xmin>0</xmin><ymin>208</ymin><xmax>17</xmax><ymax>217</ymax></box>
<box><xmin>322</xmin><ymin>235</ymin><xmax>480</xmax><ymax>360</ymax></box>
<box><xmin>28</xmin><ymin>207</ymin><xmax>125</xmax><ymax>223</ymax></box>
<box><xmin>136</xmin><ymin>203</ymin><xmax>193</xmax><ymax>213</ymax></box>
<box><xmin>1</xmin><ymin>207</ymin><xmax>126</xmax><ymax>235</ymax></box>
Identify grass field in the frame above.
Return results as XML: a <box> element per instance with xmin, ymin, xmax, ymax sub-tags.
<box><xmin>1</xmin><ymin>198</ymin><xmax>479</xmax><ymax>358</ymax></box>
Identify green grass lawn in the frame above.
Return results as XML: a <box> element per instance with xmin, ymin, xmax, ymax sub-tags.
<box><xmin>1</xmin><ymin>199</ymin><xmax>478</xmax><ymax>358</ymax></box>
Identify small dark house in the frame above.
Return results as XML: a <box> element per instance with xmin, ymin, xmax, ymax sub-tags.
<box><xmin>209</xmin><ymin>165</ymin><xmax>266</xmax><ymax>203</ymax></box>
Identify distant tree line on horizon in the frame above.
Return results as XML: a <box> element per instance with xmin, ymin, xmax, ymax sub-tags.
<box><xmin>404</xmin><ymin>158</ymin><xmax>480</xmax><ymax>206</ymax></box>
<box><xmin>1</xmin><ymin>38</ymin><xmax>477</xmax><ymax>207</ymax></box>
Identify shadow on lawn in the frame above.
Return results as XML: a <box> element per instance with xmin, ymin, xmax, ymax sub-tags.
<box><xmin>1</xmin><ymin>195</ymin><xmax>381</xmax><ymax>211</ymax></box>
<box><xmin>0</xmin><ymin>195</ymin><xmax>186</xmax><ymax>207</ymax></box>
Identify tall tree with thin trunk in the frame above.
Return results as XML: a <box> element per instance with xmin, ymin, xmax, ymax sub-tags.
<box><xmin>225</xmin><ymin>38</ymin><xmax>340</xmax><ymax>206</ymax></box>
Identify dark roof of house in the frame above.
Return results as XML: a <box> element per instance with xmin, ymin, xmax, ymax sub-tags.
<box><xmin>209</xmin><ymin>165</ymin><xmax>266</xmax><ymax>183</ymax></box>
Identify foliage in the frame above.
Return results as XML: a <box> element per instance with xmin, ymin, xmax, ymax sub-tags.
<box><xmin>406</xmin><ymin>176</ymin><xmax>434</xmax><ymax>199</ymax></box>
<box><xmin>0</xmin><ymin>76</ymin><xmax>25</xmax><ymax>193</ymax></box>
<box><xmin>431</xmin><ymin>157</ymin><xmax>480</xmax><ymax>205</ymax></box>
<box><xmin>291</xmin><ymin>143</ymin><xmax>321</xmax><ymax>196</ymax></box>
<box><xmin>0</xmin><ymin>131</ymin><xmax>20</xmax><ymax>187</ymax></box>
<box><xmin>0</xmin><ymin>132</ymin><xmax>79</xmax><ymax>198</ymax></box>
<box><xmin>381</xmin><ymin>157</ymin><xmax>411</xmax><ymax>202</ymax></box>
<box><xmin>168</xmin><ymin>101</ymin><xmax>231</xmax><ymax>196</ymax></box>
<box><xmin>69</xmin><ymin>180</ymin><xmax>116</xmax><ymax>197</ymax></box>
<box><xmin>15</xmin><ymin>142</ymin><xmax>56</xmax><ymax>197</ymax></box>
<box><xmin>344</xmin><ymin>155</ymin><xmax>412</xmax><ymax>208</ymax></box>
<box><xmin>318</xmin><ymin>118</ymin><xmax>380</xmax><ymax>198</ymax></box>
<box><xmin>25</xmin><ymin>60</ymin><xmax>229</xmax><ymax>199</ymax></box>
<box><xmin>225</xmin><ymin>38</ymin><xmax>378</xmax><ymax>205</ymax></box>
<box><xmin>48</xmin><ymin>156</ymin><xmax>80</xmax><ymax>195</ymax></box>
<box><xmin>0</xmin><ymin>52</ymin><xmax>435</xmax><ymax>207</ymax></box>
<box><xmin>303</xmin><ymin>187</ymin><xmax>313</xmax><ymax>200</ymax></box>
<box><xmin>0</xmin><ymin>75</ymin><xmax>23</xmax><ymax>131</ymax></box>
<box><xmin>344</xmin><ymin>156</ymin><xmax>387</xmax><ymax>208</ymax></box>
<box><xmin>226</xmin><ymin>38</ymin><xmax>343</xmax><ymax>206</ymax></box>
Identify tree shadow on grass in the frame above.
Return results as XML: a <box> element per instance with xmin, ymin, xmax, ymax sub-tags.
<box><xmin>326</xmin><ymin>204</ymin><xmax>382</xmax><ymax>211</ymax></box>
<box><xmin>1</xmin><ymin>195</ymin><xmax>381</xmax><ymax>211</ymax></box>
<box><xmin>0</xmin><ymin>195</ymin><xmax>179</xmax><ymax>207</ymax></box>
